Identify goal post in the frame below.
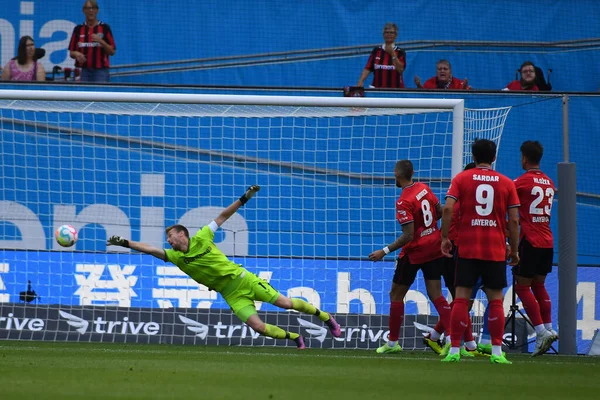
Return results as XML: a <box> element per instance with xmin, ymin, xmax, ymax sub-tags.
<box><xmin>0</xmin><ymin>89</ymin><xmax>466</xmax><ymax>174</ymax></box>
<box><xmin>0</xmin><ymin>89</ymin><xmax>510</xmax><ymax>349</ymax></box>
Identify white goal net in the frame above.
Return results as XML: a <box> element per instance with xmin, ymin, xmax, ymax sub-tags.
<box><xmin>0</xmin><ymin>90</ymin><xmax>510</xmax><ymax>349</ymax></box>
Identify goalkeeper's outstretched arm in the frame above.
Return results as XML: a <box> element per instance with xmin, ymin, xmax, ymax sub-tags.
<box><xmin>107</xmin><ymin>236</ymin><xmax>167</xmax><ymax>261</ymax></box>
<box><xmin>213</xmin><ymin>185</ymin><xmax>260</xmax><ymax>227</ymax></box>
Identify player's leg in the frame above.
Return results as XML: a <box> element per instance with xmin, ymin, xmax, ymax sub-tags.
<box><xmin>532</xmin><ymin>274</ymin><xmax>557</xmax><ymax>337</ymax></box>
<box><xmin>513</xmin><ymin>239</ymin><xmax>555</xmax><ymax>356</ymax></box>
<box><xmin>223</xmin><ymin>273</ymin><xmax>305</xmax><ymax>348</ymax></box>
<box><xmin>429</xmin><ymin>250</ymin><xmax>457</xmax><ymax>350</ymax></box>
<box><xmin>377</xmin><ymin>256</ymin><xmax>414</xmax><ymax>354</ymax></box>
<box><xmin>481</xmin><ymin>261</ymin><xmax>512</xmax><ymax>364</ymax></box>
<box><xmin>238</xmin><ymin>271</ymin><xmax>340</xmax><ymax>338</ymax></box>
<box><xmin>271</xmin><ymin>294</ymin><xmax>341</xmax><ymax>338</ymax></box>
<box><xmin>442</xmin><ymin>244</ymin><xmax>457</xmax><ymax>300</ymax></box>
<box><xmin>243</xmin><ymin>312</ymin><xmax>306</xmax><ymax>349</ymax></box>
<box><xmin>250</xmin><ymin>272</ymin><xmax>341</xmax><ymax>338</ymax></box>
<box><xmin>423</xmin><ymin>258</ymin><xmax>451</xmax><ymax>354</ymax></box>
<box><xmin>231</xmin><ymin>302</ymin><xmax>305</xmax><ymax>349</ymax></box>
<box><xmin>456</xmin><ymin>279</ymin><xmax>479</xmax><ymax>353</ymax></box>
<box><xmin>441</xmin><ymin>258</ymin><xmax>478</xmax><ymax>363</ymax></box>
<box><xmin>476</xmin><ymin>286</ymin><xmax>493</xmax><ymax>354</ymax></box>
<box><xmin>530</xmin><ymin>247</ymin><xmax>557</xmax><ymax>339</ymax></box>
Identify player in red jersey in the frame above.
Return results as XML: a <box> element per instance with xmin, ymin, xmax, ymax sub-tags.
<box><xmin>369</xmin><ymin>160</ymin><xmax>452</xmax><ymax>354</ymax></box>
<box><xmin>425</xmin><ymin>162</ymin><xmax>484</xmax><ymax>356</ymax></box>
<box><xmin>513</xmin><ymin>140</ymin><xmax>558</xmax><ymax>356</ymax></box>
<box><xmin>440</xmin><ymin>139</ymin><xmax>520</xmax><ymax>364</ymax></box>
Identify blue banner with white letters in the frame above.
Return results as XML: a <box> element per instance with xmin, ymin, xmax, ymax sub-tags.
<box><xmin>0</xmin><ymin>250</ymin><xmax>598</xmax><ymax>353</ymax></box>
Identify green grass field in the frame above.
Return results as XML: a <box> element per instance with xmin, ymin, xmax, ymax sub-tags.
<box><xmin>0</xmin><ymin>341</ymin><xmax>598</xmax><ymax>400</ymax></box>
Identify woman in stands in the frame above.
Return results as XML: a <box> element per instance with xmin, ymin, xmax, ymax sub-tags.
<box><xmin>1</xmin><ymin>36</ymin><xmax>46</xmax><ymax>82</ymax></box>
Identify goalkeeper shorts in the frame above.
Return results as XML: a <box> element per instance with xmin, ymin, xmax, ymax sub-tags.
<box><xmin>221</xmin><ymin>269</ymin><xmax>281</xmax><ymax>322</ymax></box>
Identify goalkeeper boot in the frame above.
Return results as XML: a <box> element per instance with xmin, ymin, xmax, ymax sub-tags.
<box><xmin>490</xmin><ymin>354</ymin><xmax>512</xmax><ymax>364</ymax></box>
<box><xmin>441</xmin><ymin>353</ymin><xmax>460</xmax><ymax>363</ymax></box>
<box><xmin>325</xmin><ymin>314</ymin><xmax>341</xmax><ymax>338</ymax></box>
<box><xmin>294</xmin><ymin>336</ymin><xmax>306</xmax><ymax>350</ymax></box>
<box><xmin>532</xmin><ymin>329</ymin><xmax>555</xmax><ymax>357</ymax></box>
<box><xmin>477</xmin><ymin>343</ymin><xmax>492</xmax><ymax>355</ymax></box>
<box><xmin>423</xmin><ymin>334</ymin><xmax>444</xmax><ymax>355</ymax></box>
<box><xmin>439</xmin><ymin>341</ymin><xmax>451</xmax><ymax>357</ymax></box>
<box><xmin>376</xmin><ymin>342</ymin><xmax>402</xmax><ymax>354</ymax></box>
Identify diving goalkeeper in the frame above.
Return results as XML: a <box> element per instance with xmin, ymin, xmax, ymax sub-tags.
<box><xmin>107</xmin><ymin>185</ymin><xmax>341</xmax><ymax>349</ymax></box>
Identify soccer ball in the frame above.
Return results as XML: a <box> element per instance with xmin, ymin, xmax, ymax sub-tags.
<box><xmin>55</xmin><ymin>225</ymin><xmax>78</xmax><ymax>247</ymax></box>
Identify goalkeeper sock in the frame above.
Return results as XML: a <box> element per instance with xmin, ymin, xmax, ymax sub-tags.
<box><xmin>264</xmin><ymin>324</ymin><xmax>299</xmax><ymax>340</ymax></box>
<box><xmin>291</xmin><ymin>298</ymin><xmax>329</xmax><ymax>322</ymax></box>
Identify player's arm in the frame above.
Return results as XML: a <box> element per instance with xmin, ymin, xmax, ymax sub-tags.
<box><xmin>440</xmin><ymin>197</ymin><xmax>456</xmax><ymax>257</ymax></box>
<box><xmin>107</xmin><ymin>236</ymin><xmax>167</xmax><ymax>261</ymax></box>
<box><xmin>435</xmin><ymin>202</ymin><xmax>443</xmax><ymax>221</ymax></box>
<box><xmin>368</xmin><ymin>222</ymin><xmax>414</xmax><ymax>262</ymax></box>
<box><xmin>213</xmin><ymin>185</ymin><xmax>260</xmax><ymax>228</ymax></box>
<box><xmin>506</xmin><ymin>207</ymin><xmax>520</xmax><ymax>265</ymax></box>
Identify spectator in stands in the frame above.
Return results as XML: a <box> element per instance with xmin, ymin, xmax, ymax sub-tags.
<box><xmin>1</xmin><ymin>36</ymin><xmax>46</xmax><ymax>81</ymax></box>
<box><xmin>414</xmin><ymin>59</ymin><xmax>471</xmax><ymax>90</ymax></box>
<box><xmin>69</xmin><ymin>0</ymin><xmax>116</xmax><ymax>82</ymax></box>
<box><xmin>504</xmin><ymin>61</ymin><xmax>539</xmax><ymax>91</ymax></box>
<box><xmin>357</xmin><ymin>23</ymin><xmax>406</xmax><ymax>88</ymax></box>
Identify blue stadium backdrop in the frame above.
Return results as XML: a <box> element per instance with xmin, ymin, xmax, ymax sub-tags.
<box><xmin>0</xmin><ymin>0</ymin><xmax>599</xmax><ymax>90</ymax></box>
<box><xmin>0</xmin><ymin>1</ymin><xmax>599</xmax><ymax>354</ymax></box>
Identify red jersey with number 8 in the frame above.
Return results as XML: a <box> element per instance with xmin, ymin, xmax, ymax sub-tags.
<box><xmin>396</xmin><ymin>182</ymin><xmax>442</xmax><ymax>264</ymax></box>
<box><xmin>446</xmin><ymin>167</ymin><xmax>520</xmax><ymax>261</ymax></box>
<box><xmin>514</xmin><ymin>169</ymin><xmax>555</xmax><ymax>248</ymax></box>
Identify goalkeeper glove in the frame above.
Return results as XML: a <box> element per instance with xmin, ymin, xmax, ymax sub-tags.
<box><xmin>239</xmin><ymin>185</ymin><xmax>260</xmax><ymax>205</ymax></box>
<box><xmin>107</xmin><ymin>235</ymin><xmax>130</xmax><ymax>248</ymax></box>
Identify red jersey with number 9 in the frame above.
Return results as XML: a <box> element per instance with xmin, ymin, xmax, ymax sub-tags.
<box><xmin>514</xmin><ymin>169</ymin><xmax>555</xmax><ymax>248</ymax></box>
<box><xmin>396</xmin><ymin>182</ymin><xmax>443</xmax><ymax>264</ymax></box>
<box><xmin>446</xmin><ymin>167</ymin><xmax>520</xmax><ymax>261</ymax></box>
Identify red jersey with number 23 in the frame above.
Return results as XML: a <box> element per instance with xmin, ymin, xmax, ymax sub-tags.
<box><xmin>514</xmin><ymin>169</ymin><xmax>555</xmax><ymax>248</ymax></box>
<box><xmin>396</xmin><ymin>182</ymin><xmax>443</xmax><ymax>264</ymax></box>
<box><xmin>446</xmin><ymin>167</ymin><xmax>520</xmax><ymax>261</ymax></box>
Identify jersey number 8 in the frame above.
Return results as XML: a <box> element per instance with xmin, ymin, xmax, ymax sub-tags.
<box><xmin>421</xmin><ymin>199</ymin><xmax>434</xmax><ymax>227</ymax></box>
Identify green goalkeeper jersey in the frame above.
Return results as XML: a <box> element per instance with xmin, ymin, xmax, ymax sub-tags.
<box><xmin>165</xmin><ymin>225</ymin><xmax>243</xmax><ymax>292</ymax></box>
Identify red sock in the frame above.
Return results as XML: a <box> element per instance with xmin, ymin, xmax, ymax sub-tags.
<box><xmin>388</xmin><ymin>301</ymin><xmax>405</xmax><ymax>342</ymax></box>
<box><xmin>464</xmin><ymin>314</ymin><xmax>475</xmax><ymax>342</ymax></box>
<box><xmin>433</xmin><ymin>296</ymin><xmax>452</xmax><ymax>336</ymax></box>
<box><xmin>450</xmin><ymin>298</ymin><xmax>469</xmax><ymax>348</ymax></box>
<box><xmin>515</xmin><ymin>283</ymin><xmax>543</xmax><ymax>326</ymax></box>
<box><xmin>531</xmin><ymin>282</ymin><xmax>552</xmax><ymax>324</ymax></box>
<box><xmin>488</xmin><ymin>299</ymin><xmax>505</xmax><ymax>346</ymax></box>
